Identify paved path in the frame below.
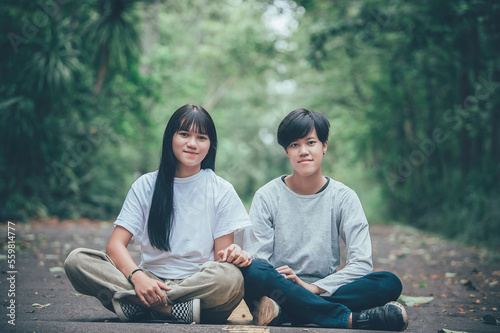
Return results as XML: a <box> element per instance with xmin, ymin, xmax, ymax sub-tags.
<box><xmin>1</xmin><ymin>219</ymin><xmax>499</xmax><ymax>332</ymax></box>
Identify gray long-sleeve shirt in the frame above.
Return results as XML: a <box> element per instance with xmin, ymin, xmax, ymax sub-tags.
<box><xmin>242</xmin><ymin>176</ymin><xmax>373</xmax><ymax>296</ymax></box>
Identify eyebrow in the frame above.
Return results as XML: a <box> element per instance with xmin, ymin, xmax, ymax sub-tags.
<box><xmin>178</xmin><ymin>128</ymin><xmax>207</xmax><ymax>135</ymax></box>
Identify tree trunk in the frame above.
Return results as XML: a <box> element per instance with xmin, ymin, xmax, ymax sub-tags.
<box><xmin>93</xmin><ymin>47</ymin><xmax>109</xmax><ymax>94</ymax></box>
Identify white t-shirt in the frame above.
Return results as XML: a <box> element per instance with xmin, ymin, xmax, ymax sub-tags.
<box><xmin>114</xmin><ymin>169</ymin><xmax>251</xmax><ymax>279</ymax></box>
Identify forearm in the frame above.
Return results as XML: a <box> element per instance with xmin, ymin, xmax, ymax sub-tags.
<box><xmin>303</xmin><ymin>282</ymin><xmax>327</xmax><ymax>295</ymax></box>
<box><xmin>314</xmin><ymin>258</ymin><xmax>372</xmax><ymax>295</ymax></box>
<box><xmin>106</xmin><ymin>241</ymin><xmax>140</xmax><ymax>279</ymax></box>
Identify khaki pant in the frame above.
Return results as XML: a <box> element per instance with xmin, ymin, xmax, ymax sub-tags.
<box><xmin>64</xmin><ymin>248</ymin><xmax>244</xmax><ymax>323</ymax></box>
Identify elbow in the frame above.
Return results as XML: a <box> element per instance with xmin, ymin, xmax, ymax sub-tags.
<box><xmin>106</xmin><ymin>239</ymin><xmax>121</xmax><ymax>259</ymax></box>
<box><xmin>365</xmin><ymin>256</ymin><xmax>374</xmax><ymax>274</ymax></box>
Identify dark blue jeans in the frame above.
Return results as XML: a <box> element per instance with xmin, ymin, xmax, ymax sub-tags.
<box><xmin>240</xmin><ymin>260</ymin><xmax>402</xmax><ymax>328</ymax></box>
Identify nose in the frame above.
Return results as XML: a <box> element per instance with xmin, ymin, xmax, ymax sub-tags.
<box><xmin>187</xmin><ymin>135</ymin><xmax>197</xmax><ymax>147</ymax></box>
<box><xmin>299</xmin><ymin>144</ymin><xmax>308</xmax><ymax>156</ymax></box>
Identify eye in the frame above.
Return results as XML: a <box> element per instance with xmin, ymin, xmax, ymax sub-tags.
<box><xmin>198</xmin><ymin>135</ymin><xmax>208</xmax><ymax>140</ymax></box>
<box><xmin>178</xmin><ymin>132</ymin><xmax>189</xmax><ymax>137</ymax></box>
<box><xmin>308</xmin><ymin>140</ymin><xmax>316</xmax><ymax>145</ymax></box>
<box><xmin>289</xmin><ymin>143</ymin><xmax>298</xmax><ymax>148</ymax></box>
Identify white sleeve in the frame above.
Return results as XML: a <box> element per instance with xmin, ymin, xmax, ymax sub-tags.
<box><xmin>213</xmin><ymin>185</ymin><xmax>252</xmax><ymax>240</ymax></box>
<box><xmin>114</xmin><ymin>180</ymin><xmax>149</xmax><ymax>243</ymax></box>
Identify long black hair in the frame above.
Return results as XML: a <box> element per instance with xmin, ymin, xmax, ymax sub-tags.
<box><xmin>147</xmin><ymin>104</ymin><xmax>217</xmax><ymax>251</ymax></box>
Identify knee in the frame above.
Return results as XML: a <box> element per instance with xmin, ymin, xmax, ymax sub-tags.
<box><xmin>64</xmin><ymin>248</ymin><xmax>87</xmax><ymax>274</ymax></box>
<box><xmin>203</xmin><ymin>261</ymin><xmax>244</xmax><ymax>296</ymax></box>
<box><xmin>376</xmin><ymin>271</ymin><xmax>403</xmax><ymax>300</ymax></box>
<box><xmin>241</xmin><ymin>259</ymin><xmax>276</xmax><ymax>283</ymax></box>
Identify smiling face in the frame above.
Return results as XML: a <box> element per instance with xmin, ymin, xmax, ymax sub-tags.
<box><xmin>172</xmin><ymin>125</ymin><xmax>211</xmax><ymax>177</ymax></box>
<box><xmin>285</xmin><ymin>128</ymin><xmax>327</xmax><ymax>178</ymax></box>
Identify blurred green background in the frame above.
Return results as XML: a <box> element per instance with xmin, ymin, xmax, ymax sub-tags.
<box><xmin>1</xmin><ymin>0</ymin><xmax>499</xmax><ymax>250</ymax></box>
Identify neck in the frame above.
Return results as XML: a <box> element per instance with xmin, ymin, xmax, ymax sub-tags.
<box><xmin>285</xmin><ymin>171</ymin><xmax>326</xmax><ymax>195</ymax></box>
<box><xmin>175</xmin><ymin>164</ymin><xmax>201</xmax><ymax>178</ymax></box>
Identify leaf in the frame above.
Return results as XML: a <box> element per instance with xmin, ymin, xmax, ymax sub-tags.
<box><xmin>439</xmin><ymin>329</ymin><xmax>469</xmax><ymax>333</ymax></box>
<box><xmin>49</xmin><ymin>267</ymin><xmax>64</xmax><ymax>273</ymax></box>
<box><xmin>481</xmin><ymin>314</ymin><xmax>500</xmax><ymax>326</ymax></box>
<box><xmin>398</xmin><ymin>295</ymin><xmax>434</xmax><ymax>307</ymax></box>
<box><xmin>32</xmin><ymin>303</ymin><xmax>51</xmax><ymax>308</ymax></box>
<box><xmin>445</xmin><ymin>272</ymin><xmax>456</xmax><ymax>278</ymax></box>
<box><xmin>44</xmin><ymin>254</ymin><xmax>60</xmax><ymax>260</ymax></box>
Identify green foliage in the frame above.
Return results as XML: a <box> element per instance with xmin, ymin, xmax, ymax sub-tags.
<box><xmin>292</xmin><ymin>0</ymin><xmax>500</xmax><ymax>249</ymax></box>
<box><xmin>0</xmin><ymin>0</ymin><xmax>151</xmax><ymax>220</ymax></box>
<box><xmin>0</xmin><ymin>0</ymin><xmax>283</xmax><ymax>221</ymax></box>
<box><xmin>1</xmin><ymin>0</ymin><xmax>499</xmax><ymax>251</ymax></box>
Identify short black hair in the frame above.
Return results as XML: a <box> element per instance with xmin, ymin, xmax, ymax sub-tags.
<box><xmin>277</xmin><ymin>108</ymin><xmax>330</xmax><ymax>148</ymax></box>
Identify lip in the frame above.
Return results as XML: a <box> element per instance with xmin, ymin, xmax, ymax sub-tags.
<box><xmin>184</xmin><ymin>150</ymin><xmax>198</xmax><ymax>156</ymax></box>
<box><xmin>298</xmin><ymin>159</ymin><xmax>313</xmax><ymax>163</ymax></box>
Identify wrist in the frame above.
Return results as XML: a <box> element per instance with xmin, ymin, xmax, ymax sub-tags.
<box><xmin>310</xmin><ymin>284</ymin><xmax>326</xmax><ymax>295</ymax></box>
<box><xmin>128</xmin><ymin>268</ymin><xmax>144</xmax><ymax>285</ymax></box>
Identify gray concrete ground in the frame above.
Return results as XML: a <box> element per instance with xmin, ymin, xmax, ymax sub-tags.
<box><xmin>1</xmin><ymin>219</ymin><xmax>499</xmax><ymax>333</ymax></box>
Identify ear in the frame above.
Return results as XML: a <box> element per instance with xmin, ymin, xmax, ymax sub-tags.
<box><xmin>283</xmin><ymin>147</ymin><xmax>289</xmax><ymax>155</ymax></box>
<box><xmin>323</xmin><ymin>140</ymin><xmax>328</xmax><ymax>154</ymax></box>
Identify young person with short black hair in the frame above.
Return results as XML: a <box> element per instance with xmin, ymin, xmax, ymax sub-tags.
<box><xmin>242</xmin><ymin>108</ymin><xmax>408</xmax><ymax>331</ymax></box>
<box><xmin>65</xmin><ymin>104</ymin><xmax>252</xmax><ymax>324</ymax></box>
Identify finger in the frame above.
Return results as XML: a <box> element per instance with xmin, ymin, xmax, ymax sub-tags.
<box><xmin>151</xmin><ymin>286</ymin><xmax>165</xmax><ymax>304</ymax></box>
<box><xmin>157</xmin><ymin>283</ymin><xmax>169</xmax><ymax>304</ymax></box>
<box><xmin>217</xmin><ymin>250</ymin><xmax>225</xmax><ymax>260</ymax></box>
<box><xmin>227</xmin><ymin>247</ymin><xmax>241</xmax><ymax>263</ymax></box>
<box><xmin>220</xmin><ymin>247</ymin><xmax>231</xmax><ymax>261</ymax></box>
<box><xmin>224</xmin><ymin>244</ymin><xmax>237</xmax><ymax>261</ymax></box>
<box><xmin>276</xmin><ymin>266</ymin><xmax>290</xmax><ymax>274</ymax></box>
<box><xmin>147</xmin><ymin>290</ymin><xmax>158</xmax><ymax>304</ymax></box>
<box><xmin>159</xmin><ymin>281</ymin><xmax>171</xmax><ymax>291</ymax></box>
<box><xmin>232</xmin><ymin>254</ymin><xmax>245</xmax><ymax>265</ymax></box>
<box><xmin>239</xmin><ymin>253</ymin><xmax>252</xmax><ymax>266</ymax></box>
<box><xmin>143</xmin><ymin>293</ymin><xmax>154</xmax><ymax>306</ymax></box>
<box><xmin>137</xmin><ymin>294</ymin><xmax>150</xmax><ymax>307</ymax></box>
<box><xmin>276</xmin><ymin>267</ymin><xmax>291</xmax><ymax>274</ymax></box>
<box><xmin>238</xmin><ymin>257</ymin><xmax>252</xmax><ymax>267</ymax></box>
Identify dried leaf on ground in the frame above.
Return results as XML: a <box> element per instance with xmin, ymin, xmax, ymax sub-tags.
<box><xmin>32</xmin><ymin>303</ymin><xmax>51</xmax><ymax>309</ymax></box>
<box><xmin>398</xmin><ymin>295</ymin><xmax>434</xmax><ymax>306</ymax></box>
<box><xmin>49</xmin><ymin>267</ymin><xmax>64</xmax><ymax>273</ymax></box>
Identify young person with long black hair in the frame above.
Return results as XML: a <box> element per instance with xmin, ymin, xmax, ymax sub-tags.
<box><xmin>65</xmin><ymin>104</ymin><xmax>252</xmax><ymax>324</ymax></box>
<box><xmin>241</xmin><ymin>109</ymin><xmax>408</xmax><ymax>331</ymax></box>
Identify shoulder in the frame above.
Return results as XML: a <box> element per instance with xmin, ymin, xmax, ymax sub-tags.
<box><xmin>252</xmin><ymin>177</ymin><xmax>284</xmax><ymax>206</ymax></box>
<box><xmin>130</xmin><ymin>170</ymin><xmax>158</xmax><ymax>194</ymax></box>
<box><xmin>255</xmin><ymin>176</ymin><xmax>283</xmax><ymax>197</ymax></box>
<box><xmin>328</xmin><ymin>179</ymin><xmax>362</xmax><ymax>204</ymax></box>
<box><xmin>329</xmin><ymin>179</ymin><xmax>354</xmax><ymax>195</ymax></box>
<box><xmin>203</xmin><ymin>169</ymin><xmax>233</xmax><ymax>190</ymax></box>
<box><xmin>201</xmin><ymin>169</ymin><xmax>238</xmax><ymax>200</ymax></box>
